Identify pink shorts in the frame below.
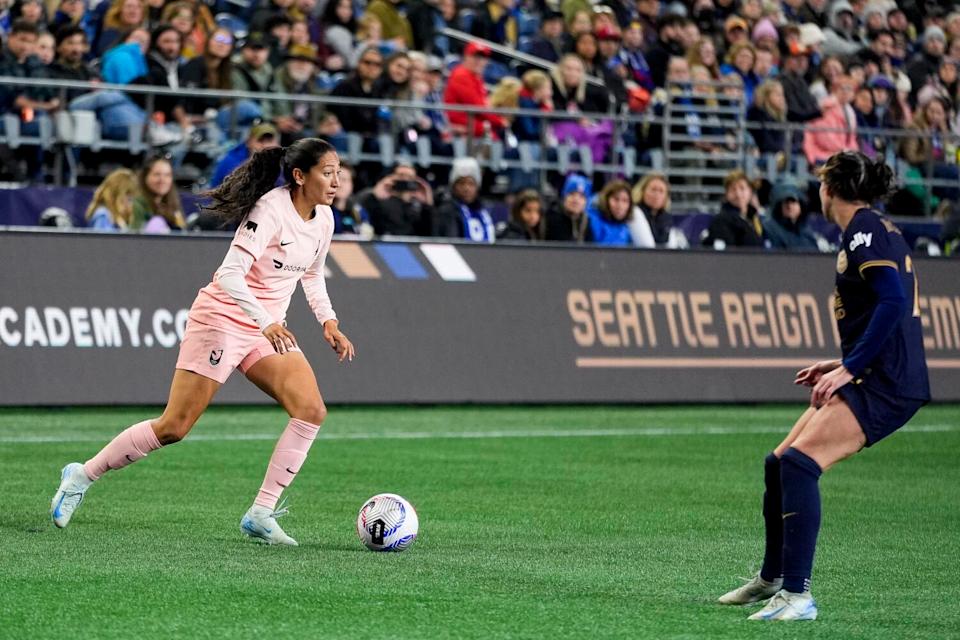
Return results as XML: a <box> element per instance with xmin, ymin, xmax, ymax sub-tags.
<box><xmin>175</xmin><ymin>318</ymin><xmax>297</xmax><ymax>384</ymax></box>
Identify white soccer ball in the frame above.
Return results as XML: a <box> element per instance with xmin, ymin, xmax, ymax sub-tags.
<box><xmin>356</xmin><ymin>493</ymin><xmax>419</xmax><ymax>552</ymax></box>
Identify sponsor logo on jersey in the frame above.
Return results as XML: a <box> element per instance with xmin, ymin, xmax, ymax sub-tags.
<box><xmin>273</xmin><ymin>259</ymin><xmax>308</xmax><ymax>273</ymax></box>
<box><xmin>848</xmin><ymin>231</ymin><xmax>872</xmax><ymax>252</ymax></box>
<box><xmin>280</xmin><ymin>240</ymin><xmax>294</xmax><ymax>246</ymax></box>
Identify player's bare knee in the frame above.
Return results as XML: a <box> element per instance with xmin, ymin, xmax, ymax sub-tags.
<box><xmin>153</xmin><ymin>414</ymin><xmax>194</xmax><ymax>444</ymax></box>
<box><xmin>292</xmin><ymin>400</ymin><xmax>326</xmax><ymax>425</ymax></box>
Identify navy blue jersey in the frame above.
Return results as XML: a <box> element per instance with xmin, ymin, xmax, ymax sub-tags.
<box><xmin>834</xmin><ymin>209</ymin><xmax>930</xmax><ymax>401</ymax></box>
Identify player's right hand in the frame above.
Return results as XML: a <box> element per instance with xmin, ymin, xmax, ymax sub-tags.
<box><xmin>794</xmin><ymin>359</ymin><xmax>841</xmax><ymax>387</ymax></box>
<box><xmin>263</xmin><ymin>323</ymin><xmax>298</xmax><ymax>354</ymax></box>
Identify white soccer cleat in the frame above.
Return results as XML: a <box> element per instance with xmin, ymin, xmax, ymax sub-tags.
<box><xmin>718</xmin><ymin>572</ymin><xmax>783</xmax><ymax>605</ymax></box>
<box><xmin>240</xmin><ymin>502</ymin><xmax>298</xmax><ymax>546</ymax></box>
<box><xmin>747</xmin><ymin>589</ymin><xmax>818</xmax><ymax>621</ymax></box>
<box><xmin>50</xmin><ymin>462</ymin><xmax>92</xmax><ymax>529</ymax></box>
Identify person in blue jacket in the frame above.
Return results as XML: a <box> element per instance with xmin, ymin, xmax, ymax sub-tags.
<box><xmin>210</xmin><ymin>123</ymin><xmax>281</xmax><ymax>188</ymax></box>
<box><xmin>588</xmin><ymin>179</ymin><xmax>634</xmax><ymax>246</ymax></box>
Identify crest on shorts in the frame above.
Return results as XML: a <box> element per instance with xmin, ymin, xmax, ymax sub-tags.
<box><xmin>836</xmin><ymin>250</ymin><xmax>848</xmax><ymax>274</ymax></box>
<box><xmin>209</xmin><ymin>349</ymin><xmax>223</xmax><ymax>366</ymax></box>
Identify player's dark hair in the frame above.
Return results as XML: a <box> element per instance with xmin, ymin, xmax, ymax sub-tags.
<box><xmin>818</xmin><ymin>151</ymin><xmax>895</xmax><ymax>203</ymax></box>
<box><xmin>204</xmin><ymin>137</ymin><xmax>337</xmax><ymax>224</ymax></box>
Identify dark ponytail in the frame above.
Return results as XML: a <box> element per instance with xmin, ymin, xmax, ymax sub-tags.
<box><xmin>818</xmin><ymin>151</ymin><xmax>895</xmax><ymax>204</ymax></box>
<box><xmin>203</xmin><ymin>138</ymin><xmax>337</xmax><ymax>225</ymax></box>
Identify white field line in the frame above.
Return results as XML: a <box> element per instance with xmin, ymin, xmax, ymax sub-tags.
<box><xmin>0</xmin><ymin>423</ymin><xmax>957</xmax><ymax>444</ymax></box>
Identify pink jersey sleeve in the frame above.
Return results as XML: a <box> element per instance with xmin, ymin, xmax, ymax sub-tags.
<box><xmin>301</xmin><ymin>227</ymin><xmax>336</xmax><ymax>325</ymax></box>
<box><xmin>232</xmin><ymin>199</ymin><xmax>281</xmax><ymax>259</ymax></box>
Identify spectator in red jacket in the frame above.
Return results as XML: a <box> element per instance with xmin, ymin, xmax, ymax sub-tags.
<box><xmin>442</xmin><ymin>42</ymin><xmax>506</xmax><ymax>137</ymax></box>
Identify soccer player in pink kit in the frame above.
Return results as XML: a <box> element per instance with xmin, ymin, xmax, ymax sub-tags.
<box><xmin>50</xmin><ymin>138</ymin><xmax>355</xmax><ymax>545</ymax></box>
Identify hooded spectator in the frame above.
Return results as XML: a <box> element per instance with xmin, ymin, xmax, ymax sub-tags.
<box><xmin>822</xmin><ymin>0</ymin><xmax>862</xmax><ymax>57</ymax></box>
<box><xmin>762</xmin><ymin>182</ymin><xmax>819</xmax><ymax>251</ymax></box>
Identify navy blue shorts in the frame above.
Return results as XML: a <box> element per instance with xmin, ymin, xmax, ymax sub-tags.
<box><xmin>837</xmin><ymin>382</ymin><xmax>927</xmax><ymax>447</ymax></box>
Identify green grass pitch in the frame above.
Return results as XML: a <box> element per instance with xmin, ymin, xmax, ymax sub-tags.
<box><xmin>1</xmin><ymin>404</ymin><xmax>958</xmax><ymax>639</ymax></box>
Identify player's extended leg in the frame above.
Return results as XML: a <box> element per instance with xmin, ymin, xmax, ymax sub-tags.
<box><xmin>718</xmin><ymin>406</ymin><xmax>817</xmax><ymax>605</ymax></box>
<box><xmin>239</xmin><ymin>351</ymin><xmax>327</xmax><ymax>545</ymax></box>
<box><xmin>749</xmin><ymin>394</ymin><xmax>866</xmax><ymax>621</ymax></box>
<box><xmin>51</xmin><ymin>370</ymin><xmax>220</xmax><ymax>528</ymax></box>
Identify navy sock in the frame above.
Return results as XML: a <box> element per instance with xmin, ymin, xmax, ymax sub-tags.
<box><xmin>759</xmin><ymin>453</ymin><xmax>783</xmax><ymax>582</ymax></box>
<box><xmin>780</xmin><ymin>447</ymin><xmax>822</xmax><ymax>594</ymax></box>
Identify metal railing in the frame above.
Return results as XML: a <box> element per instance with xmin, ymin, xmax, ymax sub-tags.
<box><xmin>1</xmin><ymin>76</ymin><xmax>958</xmax><ymax>215</ymax></box>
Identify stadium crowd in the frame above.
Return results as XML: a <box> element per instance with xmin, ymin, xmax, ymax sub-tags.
<box><xmin>2</xmin><ymin>0</ymin><xmax>960</xmax><ymax>253</ymax></box>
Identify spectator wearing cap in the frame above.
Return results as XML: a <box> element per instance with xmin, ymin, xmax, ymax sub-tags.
<box><xmin>646</xmin><ymin>14</ymin><xmax>687</xmax><ymax>88</ymax></box>
<box><xmin>209</xmin><ymin>123</ymin><xmax>280</xmax><ymax>188</ymax></box>
<box><xmin>803</xmin><ymin>74</ymin><xmax>858</xmax><ymax>166</ymax></box>
<box><xmin>868</xmin><ymin>73</ymin><xmax>905</xmax><ymax>131</ymax></box>
<box><xmin>51</xmin><ymin>0</ymin><xmax>96</xmax><ymax>48</ymax></box>
<box><xmin>263</xmin><ymin>42</ymin><xmax>327</xmax><ymax>144</ymax></box>
<box><xmin>433</xmin><ymin>157</ymin><xmax>496</xmax><ymax>242</ymax></box>
<box><xmin>762</xmin><ymin>182</ymin><xmax>820</xmax><ymax>251</ymax></box>
<box><xmin>231</xmin><ymin>32</ymin><xmax>274</xmax><ymax>94</ymax></box>
<box><xmin>443</xmin><ymin>42</ymin><xmax>507</xmax><ymax>138</ymax></box>
<box><xmin>907</xmin><ymin>26</ymin><xmax>947</xmax><ymax>107</ymax></box>
<box><xmin>822</xmin><ymin>0</ymin><xmax>863</xmax><ymax>57</ymax></box>
<box><xmin>522</xmin><ymin>9</ymin><xmax>565</xmax><ymax>64</ymax></box>
<box><xmin>363</xmin><ymin>0</ymin><xmax>414</xmax><ymax>49</ymax></box>
<box><xmin>328</xmin><ymin>45</ymin><xmax>382</xmax><ymax>138</ymax></box>
<box><xmin>723</xmin><ymin>15</ymin><xmax>750</xmax><ymax>49</ymax></box>
<box><xmin>751</xmin><ymin>18</ymin><xmax>778</xmax><ymax>52</ymax></box>
<box><xmin>546</xmin><ymin>173</ymin><xmax>594</xmax><ymax>243</ymax></box>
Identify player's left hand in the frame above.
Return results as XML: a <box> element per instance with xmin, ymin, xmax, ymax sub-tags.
<box><xmin>323</xmin><ymin>320</ymin><xmax>355</xmax><ymax>363</ymax></box>
<box><xmin>810</xmin><ymin>365</ymin><xmax>854</xmax><ymax>409</ymax></box>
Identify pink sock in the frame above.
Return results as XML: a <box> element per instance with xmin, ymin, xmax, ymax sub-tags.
<box><xmin>83</xmin><ymin>420</ymin><xmax>163</xmax><ymax>481</ymax></box>
<box><xmin>254</xmin><ymin>418</ymin><xmax>321</xmax><ymax>509</ymax></box>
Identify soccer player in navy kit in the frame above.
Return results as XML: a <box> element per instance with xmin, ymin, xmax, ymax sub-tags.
<box><xmin>718</xmin><ymin>151</ymin><xmax>931</xmax><ymax>621</ymax></box>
